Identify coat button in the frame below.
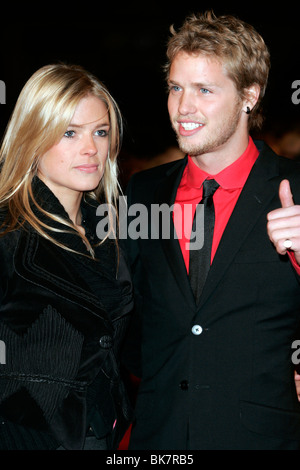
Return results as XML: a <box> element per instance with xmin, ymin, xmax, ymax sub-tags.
<box><xmin>99</xmin><ymin>335</ymin><xmax>113</xmax><ymax>349</ymax></box>
<box><xmin>179</xmin><ymin>380</ymin><xmax>189</xmax><ymax>390</ymax></box>
<box><xmin>191</xmin><ymin>324</ymin><xmax>203</xmax><ymax>335</ymax></box>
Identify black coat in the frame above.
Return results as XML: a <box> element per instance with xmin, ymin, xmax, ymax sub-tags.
<box><xmin>124</xmin><ymin>142</ymin><xmax>300</xmax><ymax>450</ymax></box>
<box><xmin>0</xmin><ymin>178</ymin><xmax>133</xmax><ymax>450</ymax></box>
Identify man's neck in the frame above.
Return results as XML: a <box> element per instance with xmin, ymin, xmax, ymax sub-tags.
<box><xmin>190</xmin><ymin>134</ymin><xmax>250</xmax><ymax>175</ymax></box>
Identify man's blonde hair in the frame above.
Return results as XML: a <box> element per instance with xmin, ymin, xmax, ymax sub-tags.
<box><xmin>165</xmin><ymin>11</ymin><xmax>271</xmax><ymax>130</ymax></box>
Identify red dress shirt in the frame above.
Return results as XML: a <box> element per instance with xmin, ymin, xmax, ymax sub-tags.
<box><xmin>174</xmin><ymin>137</ymin><xmax>259</xmax><ymax>273</ymax></box>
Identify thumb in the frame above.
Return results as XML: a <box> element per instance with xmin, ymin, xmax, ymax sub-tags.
<box><xmin>279</xmin><ymin>179</ymin><xmax>294</xmax><ymax>208</ymax></box>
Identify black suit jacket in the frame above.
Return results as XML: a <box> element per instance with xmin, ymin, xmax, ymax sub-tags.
<box><xmin>123</xmin><ymin>142</ymin><xmax>300</xmax><ymax>450</ymax></box>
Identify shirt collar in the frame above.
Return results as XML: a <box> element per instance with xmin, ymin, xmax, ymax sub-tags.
<box><xmin>186</xmin><ymin>136</ymin><xmax>259</xmax><ymax>190</ymax></box>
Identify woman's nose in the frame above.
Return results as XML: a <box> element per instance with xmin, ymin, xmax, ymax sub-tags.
<box><xmin>80</xmin><ymin>134</ymin><xmax>97</xmax><ymax>155</ymax></box>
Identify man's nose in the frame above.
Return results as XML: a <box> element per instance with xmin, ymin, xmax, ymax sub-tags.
<box><xmin>178</xmin><ymin>91</ymin><xmax>197</xmax><ymax>115</ymax></box>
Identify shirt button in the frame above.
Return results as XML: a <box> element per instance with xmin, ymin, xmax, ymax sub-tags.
<box><xmin>179</xmin><ymin>380</ymin><xmax>189</xmax><ymax>390</ymax></box>
<box><xmin>191</xmin><ymin>325</ymin><xmax>203</xmax><ymax>335</ymax></box>
<box><xmin>99</xmin><ymin>335</ymin><xmax>113</xmax><ymax>349</ymax></box>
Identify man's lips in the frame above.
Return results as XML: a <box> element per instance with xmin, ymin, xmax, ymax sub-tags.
<box><xmin>74</xmin><ymin>164</ymin><xmax>99</xmax><ymax>173</ymax></box>
<box><xmin>178</xmin><ymin>121</ymin><xmax>205</xmax><ymax>136</ymax></box>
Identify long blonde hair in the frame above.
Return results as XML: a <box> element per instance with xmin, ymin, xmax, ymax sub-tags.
<box><xmin>0</xmin><ymin>63</ymin><xmax>122</xmax><ymax>253</ymax></box>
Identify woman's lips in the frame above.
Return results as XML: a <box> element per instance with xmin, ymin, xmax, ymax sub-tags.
<box><xmin>75</xmin><ymin>164</ymin><xmax>99</xmax><ymax>173</ymax></box>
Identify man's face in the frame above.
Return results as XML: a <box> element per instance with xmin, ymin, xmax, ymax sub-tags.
<box><xmin>167</xmin><ymin>52</ymin><xmax>245</xmax><ymax>162</ymax></box>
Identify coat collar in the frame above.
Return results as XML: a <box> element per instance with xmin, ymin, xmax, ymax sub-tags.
<box><xmin>153</xmin><ymin>156</ymin><xmax>196</xmax><ymax>309</ymax></box>
<box><xmin>31</xmin><ymin>176</ymin><xmax>99</xmax><ymax>256</ymax></box>
<box><xmin>15</xmin><ymin>177</ymin><xmax>121</xmax><ymax>320</ymax></box>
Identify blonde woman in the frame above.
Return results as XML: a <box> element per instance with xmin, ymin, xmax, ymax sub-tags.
<box><xmin>0</xmin><ymin>64</ymin><xmax>133</xmax><ymax>450</ymax></box>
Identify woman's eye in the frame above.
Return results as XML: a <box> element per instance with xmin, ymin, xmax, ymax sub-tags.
<box><xmin>64</xmin><ymin>130</ymin><xmax>75</xmax><ymax>138</ymax></box>
<box><xmin>95</xmin><ymin>129</ymin><xmax>108</xmax><ymax>137</ymax></box>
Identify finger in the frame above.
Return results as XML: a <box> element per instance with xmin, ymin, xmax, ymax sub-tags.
<box><xmin>279</xmin><ymin>179</ymin><xmax>294</xmax><ymax>208</ymax></box>
<box><xmin>294</xmin><ymin>371</ymin><xmax>300</xmax><ymax>401</ymax></box>
<box><xmin>267</xmin><ymin>227</ymin><xmax>295</xmax><ymax>253</ymax></box>
<box><xmin>268</xmin><ymin>205</ymin><xmax>300</xmax><ymax>223</ymax></box>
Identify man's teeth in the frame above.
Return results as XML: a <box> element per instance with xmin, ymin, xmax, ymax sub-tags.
<box><xmin>181</xmin><ymin>122</ymin><xmax>203</xmax><ymax>130</ymax></box>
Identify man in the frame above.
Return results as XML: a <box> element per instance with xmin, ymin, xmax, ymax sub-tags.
<box><xmin>123</xmin><ymin>11</ymin><xmax>300</xmax><ymax>449</ymax></box>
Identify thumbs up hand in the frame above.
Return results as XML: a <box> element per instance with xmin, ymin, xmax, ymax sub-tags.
<box><xmin>279</xmin><ymin>178</ymin><xmax>295</xmax><ymax>208</ymax></box>
<box><xmin>267</xmin><ymin>180</ymin><xmax>300</xmax><ymax>265</ymax></box>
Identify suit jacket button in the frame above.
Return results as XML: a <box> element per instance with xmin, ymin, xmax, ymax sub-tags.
<box><xmin>191</xmin><ymin>324</ymin><xmax>203</xmax><ymax>335</ymax></box>
<box><xmin>99</xmin><ymin>335</ymin><xmax>113</xmax><ymax>349</ymax></box>
<box><xmin>179</xmin><ymin>380</ymin><xmax>189</xmax><ymax>390</ymax></box>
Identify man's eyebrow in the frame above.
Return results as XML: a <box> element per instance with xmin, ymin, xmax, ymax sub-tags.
<box><xmin>168</xmin><ymin>79</ymin><xmax>217</xmax><ymax>88</ymax></box>
<box><xmin>167</xmin><ymin>79</ymin><xmax>179</xmax><ymax>86</ymax></box>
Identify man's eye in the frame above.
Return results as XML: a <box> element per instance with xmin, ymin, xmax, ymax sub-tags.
<box><xmin>200</xmin><ymin>88</ymin><xmax>210</xmax><ymax>94</ymax></box>
<box><xmin>168</xmin><ymin>85</ymin><xmax>182</xmax><ymax>93</ymax></box>
<box><xmin>64</xmin><ymin>130</ymin><xmax>75</xmax><ymax>138</ymax></box>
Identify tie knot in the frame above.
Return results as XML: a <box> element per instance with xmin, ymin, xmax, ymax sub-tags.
<box><xmin>202</xmin><ymin>179</ymin><xmax>219</xmax><ymax>199</ymax></box>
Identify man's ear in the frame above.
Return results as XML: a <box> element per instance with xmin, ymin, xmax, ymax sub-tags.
<box><xmin>244</xmin><ymin>83</ymin><xmax>261</xmax><ymax>112</ymax></box>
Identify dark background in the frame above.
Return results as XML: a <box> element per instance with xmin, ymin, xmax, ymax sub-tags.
<box><xmin>1</xmin><ymin>2</ymin><xmax>299</xmax><ymax>179</ymax></box>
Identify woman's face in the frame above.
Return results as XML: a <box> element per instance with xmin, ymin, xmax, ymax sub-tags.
<box><xmin>38</xmin><ymin>94</ymin><xmax>110</xmax><ymax>202</ymax></box>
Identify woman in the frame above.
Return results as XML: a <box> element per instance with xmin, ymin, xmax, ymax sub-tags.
<box><xmin>0</xmin><ymin>64</ymin><xmax>133</xmax><ymax>450</ymax></box>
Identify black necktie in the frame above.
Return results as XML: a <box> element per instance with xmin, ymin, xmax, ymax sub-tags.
<box><xmin>189</xmin><ymin>179</ymin><xmax>219</xmax><ymax>304</ymax></box>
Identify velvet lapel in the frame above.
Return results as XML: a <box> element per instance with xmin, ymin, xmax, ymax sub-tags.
<box><xmin>154</xmin><ymin>156</ymin><xmax>197</xmax><ymax>310</ymax></box>
<box><xmin>197</xmin><ymin>144</ymin><xmax>280</xmax><ymax>314</ymax></box>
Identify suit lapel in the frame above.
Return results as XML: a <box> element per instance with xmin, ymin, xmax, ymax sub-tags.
<box><xmin>154</xmin><ymin>156</ymin><xmax>197</xmax><ymax>309</ymax></box>
<box><xmin>198</xmin><ymin>144</ymin><xmax>280</xmax><ymax>311</ymax></box>
<box><xmin>153</xmin><ymin>144</ymin><xmax>280</xmax><ymax>313</ymax></box>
